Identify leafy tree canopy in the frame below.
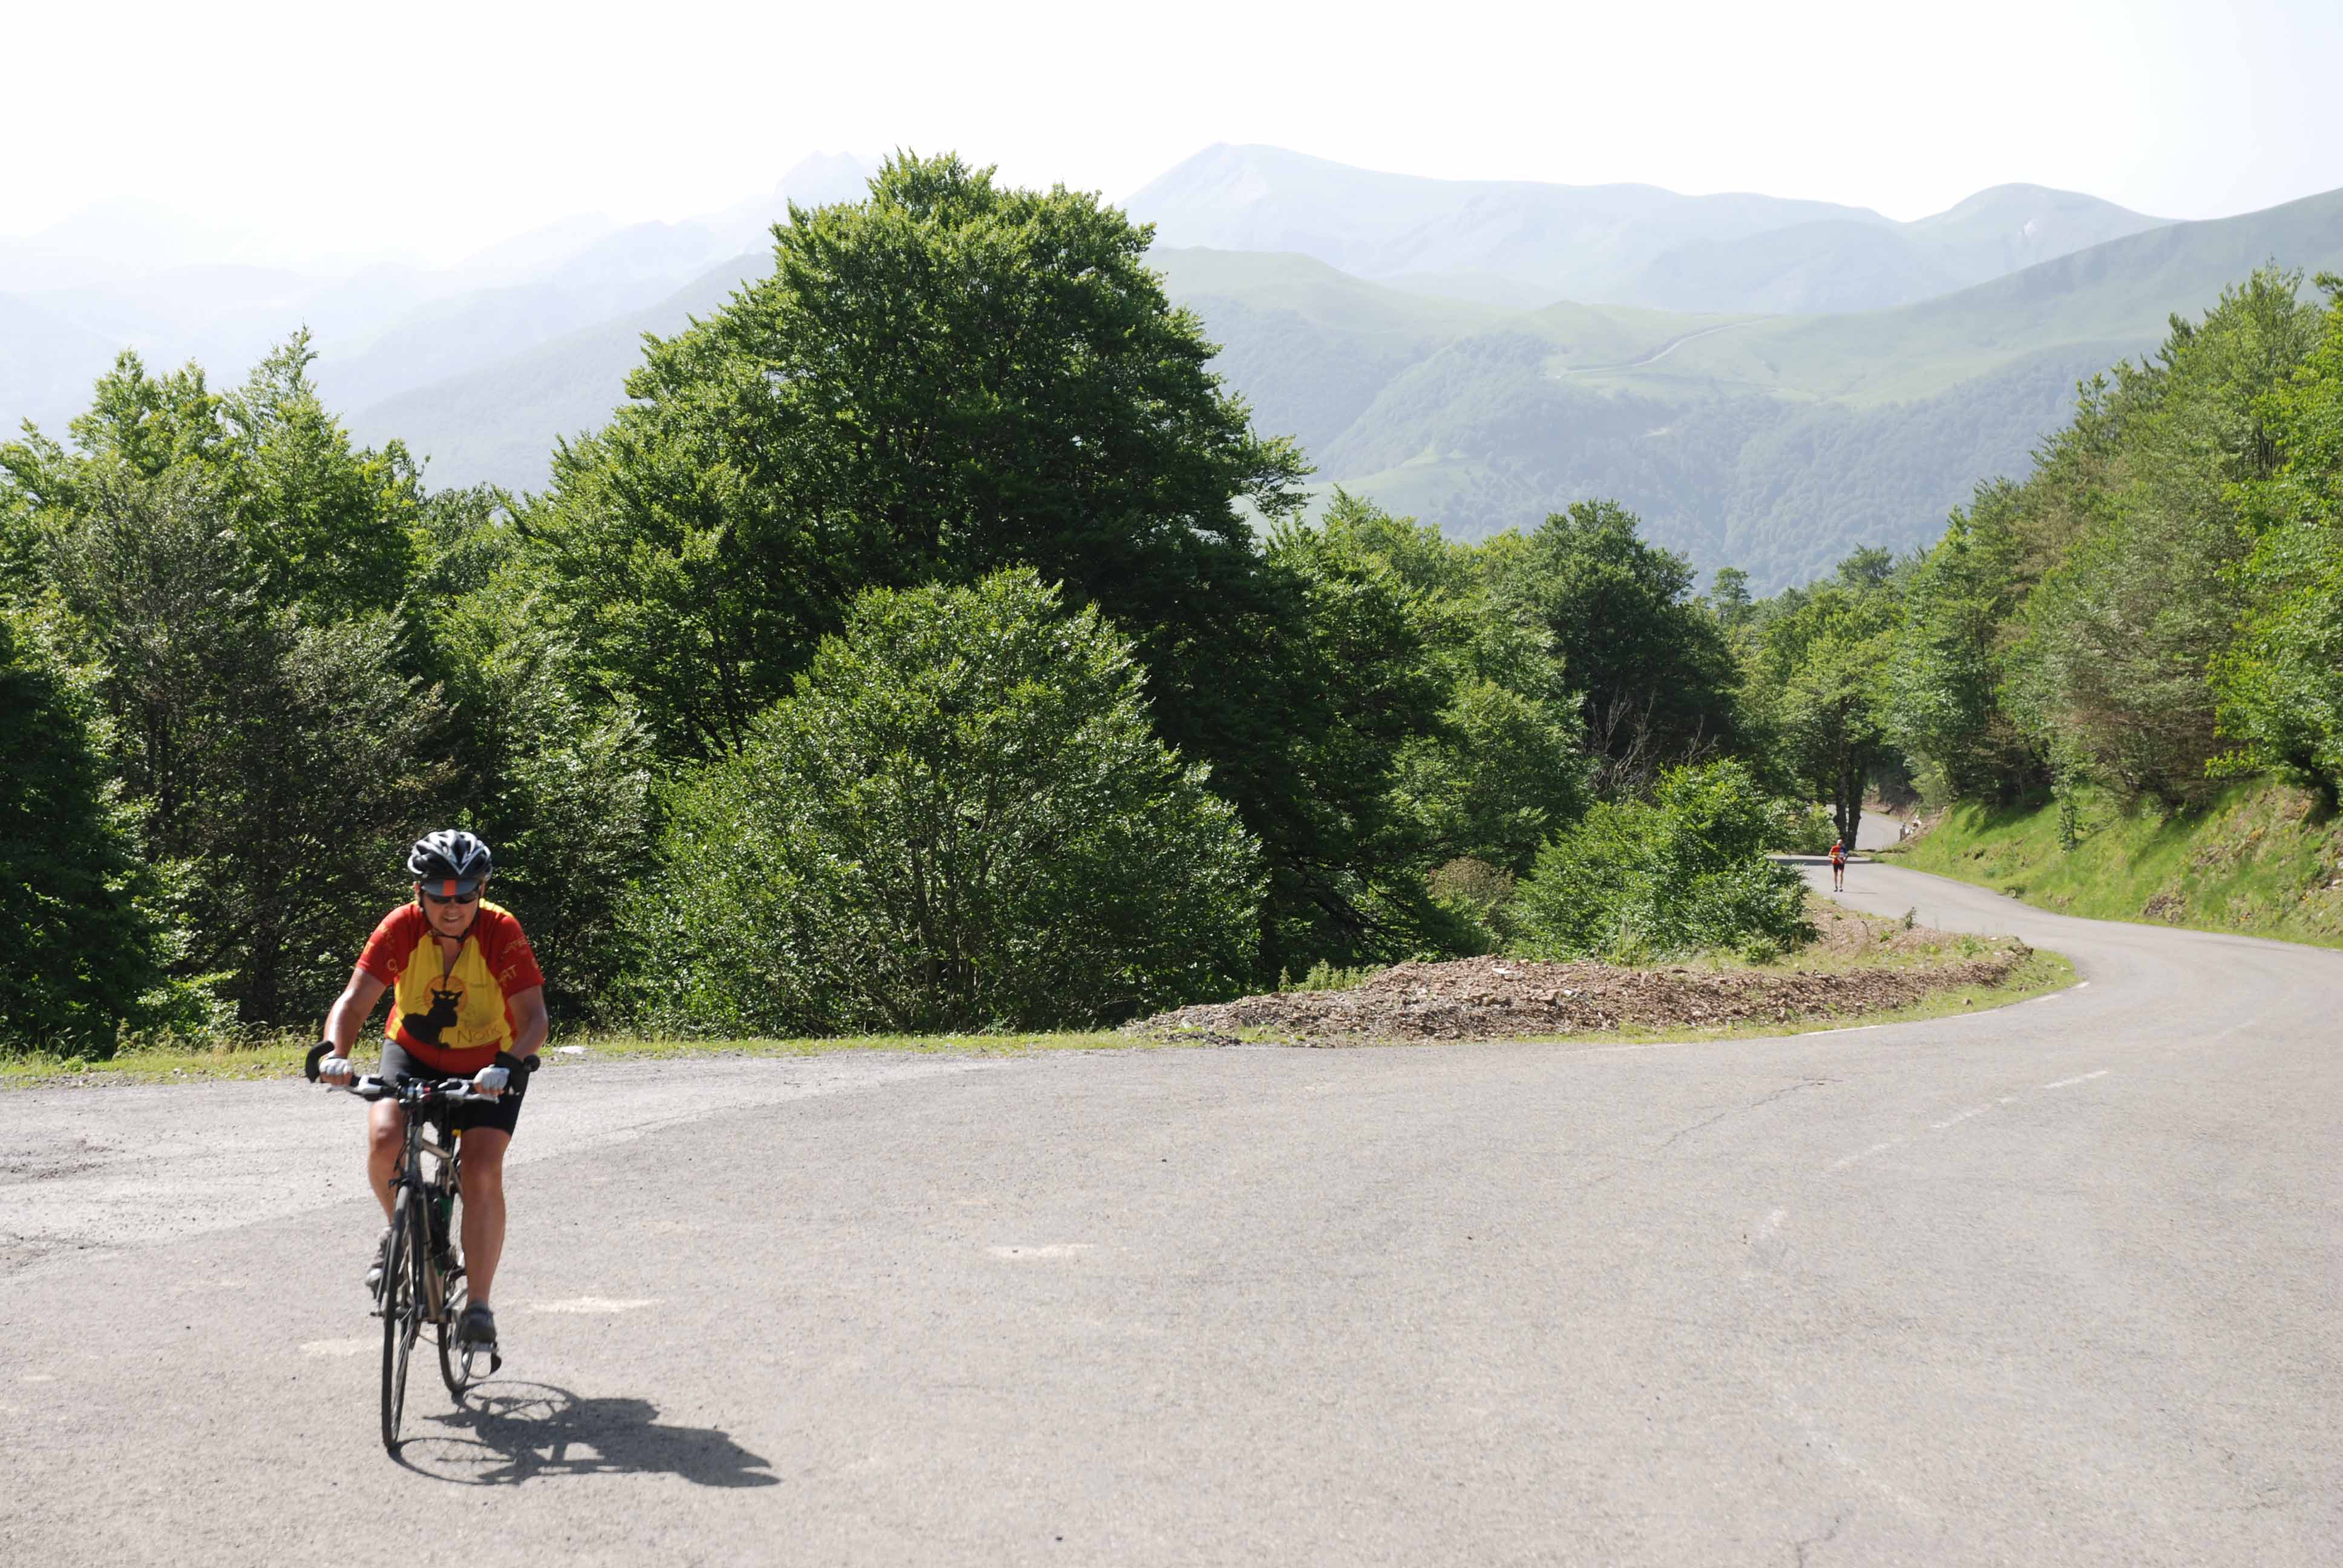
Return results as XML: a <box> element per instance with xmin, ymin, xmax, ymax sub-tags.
<box><xmin>640</xmin><ymin>570</ymin><xmax>1262</xmax><ymax>1034</ymax></box>
<box><xmin>1487</xmin><ymin>500</ymin><xmax>1742</xmax><ymax>793</ymax></box>
<box><xmin>525</xmin><ymin>151</ymin><xmax>1306</xmax><ymax>763</ymax></box>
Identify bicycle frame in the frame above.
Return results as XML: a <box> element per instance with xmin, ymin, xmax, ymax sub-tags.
<box><xmin>390</xmin><ymin>1104</ymin><xmax>465</xmax><ymax>1326</ymax></box>
<box><xmin>307</xmin><ymin>1044</ymin><xmax>503</xmax><ymax>1448</ymax></box>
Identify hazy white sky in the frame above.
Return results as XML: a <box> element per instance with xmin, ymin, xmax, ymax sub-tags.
<box><xmin>8</xmin><ymin>0</ymin><xmax>2341</xmax><ymax>265</ymax></box>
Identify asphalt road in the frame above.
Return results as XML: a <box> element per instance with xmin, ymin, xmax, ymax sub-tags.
<box><xmin>4</xmin><ymin>864</ymin><xmax>2338</xmax><ymax>1566</ymax></box>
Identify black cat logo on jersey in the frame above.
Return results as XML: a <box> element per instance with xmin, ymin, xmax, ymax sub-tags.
<box><xmin>400</xmin><ymin>977</ymin><xmax>466</xmax><ymax>1047</ymax></box>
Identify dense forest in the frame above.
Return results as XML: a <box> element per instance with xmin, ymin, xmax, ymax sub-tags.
<box><xmin>1876</xmin><ymin>267</ymin><xmax>2343</xmax><ymax>815</ymax></box>
<box><xmin>6</xmin><ymin>157</ymin><xmax>2339</xmax><ymax>1055</ymax></box>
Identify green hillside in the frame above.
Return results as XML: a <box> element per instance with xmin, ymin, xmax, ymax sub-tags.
<box><xmin>347</xmin><ymin>185</ymin><xmax>2343</xmax><ymax>586</ymax></box>
<box><xmin>1311</xmin><ymin>338</ymin><xmax>2112</xmax><ymax>585</ymax></box>
<box><xmin>1641</xmin><ymin>185</ymin><xmax>2343</xmax><ymax>405</ymax></box>
<box><xmin>1886</xmin><ymin>783</ymin><xmax>2343</xmax><ymax>952</ymax></box>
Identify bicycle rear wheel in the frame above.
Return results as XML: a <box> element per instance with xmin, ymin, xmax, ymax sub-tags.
<box><xmin>379</xmin><ymin>1185</ymin><xmax>424</xmax><ymax>1451</ymax></box>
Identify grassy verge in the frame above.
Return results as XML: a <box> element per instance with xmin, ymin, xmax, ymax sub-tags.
<box><xmin>1881</xmin><ymin>779</ymin><xmax>2343</xmax><ymax>951</ymax></box>
<box><xmin>2</xmin><ymin>901</ymin><xmax>2075</xmax><ymax>1089</ymax></box>
<box><xmin>0</xmin><ymin>1029</ymin><xmax>1141</xmax><ymax>1091</ymax></box>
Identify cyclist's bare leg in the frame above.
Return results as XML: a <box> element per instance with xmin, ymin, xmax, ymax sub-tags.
<box><xmin>457</xmin><ymin>1128</ymin><xmax>511</xmax><ymax>1307</ymax></box>
<box><xmin>366</xmin><ymin>1101</ymin><xmax>406</xmax><ymax>1220</ymax></box>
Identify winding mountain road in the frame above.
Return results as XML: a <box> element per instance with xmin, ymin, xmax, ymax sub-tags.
<box><xmin>3</xmin><ymin>863</ymin><xmax>2337</xmax><ymax>1566</ymax></box>
<box><xmin>1556</xmin><ymin>318</ymin><xmax>1755</xmax><ymax>376</ymax></box>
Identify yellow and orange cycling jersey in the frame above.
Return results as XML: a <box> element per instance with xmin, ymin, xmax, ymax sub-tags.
<box><xmin>355</xmin><ymin>900</ymin><xmax>544</xmax><ymax>1075</ymax></box>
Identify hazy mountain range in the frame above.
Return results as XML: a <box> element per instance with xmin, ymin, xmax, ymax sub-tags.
<box><xmin>1126</xmin><ymin>145</ymin><xmax>2172</xmax><ymax>315</ymax></box>
<box><xmin>0</xmin><ymin>153</ymin><xmax>874</xmax><ymax>438</ymax></box>
<box><xmin>7</xmin><ymin>146</ymin><xmax>2341</xmax><ymax>587</ymax></box>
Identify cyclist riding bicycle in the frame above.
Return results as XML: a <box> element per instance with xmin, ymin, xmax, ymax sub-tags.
<box><xmin>316</xmin><ymin>830</ymin><xmax>547</xmax><ymax>1354</ymax></box>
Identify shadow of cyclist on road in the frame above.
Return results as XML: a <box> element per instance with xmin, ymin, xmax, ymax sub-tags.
<box><xmin>395</xmin><ymin>1380</ymin><xmax>778</xmax><ymax>1488</ymax></box>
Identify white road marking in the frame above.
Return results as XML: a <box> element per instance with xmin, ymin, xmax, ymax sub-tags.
<box><xmin>988</xmin><ymin>1244</ymin><xmax>1093</xmax><ymax>1259</ymax></box>
<box><xmin>20</xmin><ymin>1373</ymin><xmax>57</xmax><ymax>1383</ymax></box>
<box><xmin>299</xmin><ymin>1338</ymin><xmax>370</xmax><ymax>1357</ymax></box>
<box><xmin>2042</xmin><ymin>1070</ymin><xmax>2110</xmax><ymax>1090</ymax></box>
<box><xmin>529</xmin><ymin>1297</ymin><xmax>658</xmax><ymax>1313</ymax></box>
<box><xmin>1738</xmin><ymin>1208</ymin><xmax>1790</xmax><ymax>1284</ymax></box>
<box><xmin>1828</xmin><ymin>1140</ymin><xmax>1898</xmax><ymax>1172</ymax></box>
<box><xmin>1930</xmin><ymin>1106</ymin><xmax>1993</xmax><ymax>1130</ymax></box>
<box><xmin>1774</xmin><ymin>1382</ymin><xmax>1935</xmax><ymax>1521</ymax></box>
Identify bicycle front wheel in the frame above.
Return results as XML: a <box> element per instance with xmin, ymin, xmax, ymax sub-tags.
<box><xmin>379</xmin><ymin>1185</ymin><xmax>423</xmax><ymax>1451</ymax></box>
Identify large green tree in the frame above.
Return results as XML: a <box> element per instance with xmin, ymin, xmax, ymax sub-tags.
<box><xmin>524</xmin><ymin>151</ymin><xmax>1305</xmax><ymax>763</ymax></box>
<box><xmin>0</xmin><ymin>607</ymin><xmax>178</xmax><ymax>1051</ymax></box>
<box><xmin>1746</xmin><ymin>552</ymin><xmax>1904</xmax><ymax>846</ymax></box>
<box><xmin>1886</xmin><ymin>482</ymin><xmax>2042</xmax><ymax>802</ymax></box>
<box><xmin>528</xmin><ymin>155</ymin><xmax>1556</xmax><ymax>979</ymax></box>
<box><xmin>1314</xmin><ymin>494</ymin><xmax>1589</xmax><ymax>877</ymax></box>
<box><xmin>2</xmin><ymin>342</ymin><xmax>664</xmax><ymax>1025</ymax></box>
<box><xmin>404</xmin><ymin>486</ymin><xmax>657</xmax><ymax>1024</ymax></box>
<box><xmin>40</xmin><ymin>469</ymin><xmax>447</xmax><ymax>1021</ymax></box>
<box><xmin>1486</xmin><ymin>501</ymin><xmax>1742</xmax><ymax>796</ymax></box>
<box><xmin>641</xmin><ymin>571</ymin><xmax>1262</xmax><ymax>1033</ymax></box>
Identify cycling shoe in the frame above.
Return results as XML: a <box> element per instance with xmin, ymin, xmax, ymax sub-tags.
<box><xmin>364</xmin><ymin>1227</ymin><xmax>390</xmax><ymax>1291</ymax></box>
<box><xmin>457</xmin><ymin>1304</ymin><xmax>498</xmax><ymax>1348</ymax></box>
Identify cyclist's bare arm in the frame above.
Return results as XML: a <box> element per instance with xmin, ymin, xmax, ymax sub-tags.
<box><xmin>323</xmin><ymin>968</ymin><xmax>389</xmax><ymax>1057</ymax></box>
<box><xmin>505</xmin><ymin>984</ymin><xmax>548</xmax><ymax>1060</ymax></box>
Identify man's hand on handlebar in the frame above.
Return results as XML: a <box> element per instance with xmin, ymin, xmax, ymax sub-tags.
<box><xmin>469</xmin><ymin>1050</ymin><xmax>538</xmax><ymax>1098</ymax></box>
<box><xmin>306</xmin><ymin>1039</ymin><xmax>535</xmax><ymax>1099</ymax></box>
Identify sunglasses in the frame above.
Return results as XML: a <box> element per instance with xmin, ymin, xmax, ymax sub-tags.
<box><xmin>422</xmin><ymin>890</ymin><xmax>480</xmax><ymax>907</ymax></box>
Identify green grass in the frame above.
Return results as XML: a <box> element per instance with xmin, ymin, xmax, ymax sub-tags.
<box><xmin>1885</xmin><ymin>780</ymin><xmax>2343</xmax><ymax>950</ymax></box>
<box><xmin>3</xmin><ymin>903</ymin><xmax>2077</xmax><ymax>1089</ymax></box>
<box><xmin>0</xmin><ymin>1028</ymin><xmax>1145</xmax><ymax>1091</ymax></box>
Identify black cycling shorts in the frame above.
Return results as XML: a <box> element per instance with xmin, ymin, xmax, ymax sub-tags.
<box><xmin>378</xmin><ymin>1041</ymin><xmax>529</xmax><ymax>1137</ymax></box>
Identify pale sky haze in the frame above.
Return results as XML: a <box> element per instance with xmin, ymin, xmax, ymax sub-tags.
<box><xmin>8</xmin><ymin>0</ymin><xmax>2341</xmax><ymax>267</ymax></box>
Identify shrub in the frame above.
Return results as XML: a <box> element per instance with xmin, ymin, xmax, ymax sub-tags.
<box><xmin>1765</xmin><ymin>799</ymin><xmax>1838</xmax><ymax>855</ymax></box>
<box><xmin>638</xmin><ymin>571</ymin><xmax>1263</xmax><ymax>1034</ymax></box>
<box><xmin>1425</xmin><ymin>855</ymin><xmax>1518</xmax><ymax>952</ymax></box>
<box><xmin>1511</xmin><ymin>760</ymin><xmax>1812</xmax><ymax>962</ymax></box>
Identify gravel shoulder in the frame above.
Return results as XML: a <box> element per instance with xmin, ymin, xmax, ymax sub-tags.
<box><xmin>1136</xmin><ymin>898</ymin><xmax>2050</xmax><ymax>1042</ymax></box>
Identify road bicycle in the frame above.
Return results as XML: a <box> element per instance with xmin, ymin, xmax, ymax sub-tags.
<box><xmin>307</xmin><ymin>1043</ymin><xmax>530</xmax><ymax>1450</ymax></box>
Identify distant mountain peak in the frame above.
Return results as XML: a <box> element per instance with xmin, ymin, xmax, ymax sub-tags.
<box><xmin>1130</xmin><ymin>145</ymin><xmax>1885</xmax><ymax>300</ymax></box>
<box><xmin>1912</xmin><ymin>182</ymin><xmax>2162</xmax><ymax>229</ymax></box>
<box><xmin>1128</xmin><ymin>145</ymin><xmax>2172</xmax><ymax>315</ymax></box>
<box><xmin>701</xmin><ymin>152</ymin><xmax>879</xmax><ymax>249</ymax></box>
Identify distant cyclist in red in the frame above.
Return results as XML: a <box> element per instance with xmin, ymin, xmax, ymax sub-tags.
<box><xmin>315</xmin><ymin>831</ymin><xmax>546</xmax><ymax>1354</ymax></box>
<box><xmin>1830</xmin><ymin>837</ymin><xmax>1847</xmax><ymax>892</ymax></box>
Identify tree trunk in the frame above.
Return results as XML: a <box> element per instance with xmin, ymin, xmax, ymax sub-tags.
<box><xmin>1834</xmin><ymin>755</ymin><xmax>1863</xmax><ymax>851</ymax></box>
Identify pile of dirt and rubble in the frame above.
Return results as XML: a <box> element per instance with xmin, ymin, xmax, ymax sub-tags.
<box><xmin>1132</xmin><ymin>907</ymin><xmax>2031</xmax><ymax>1044</ymax></box>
